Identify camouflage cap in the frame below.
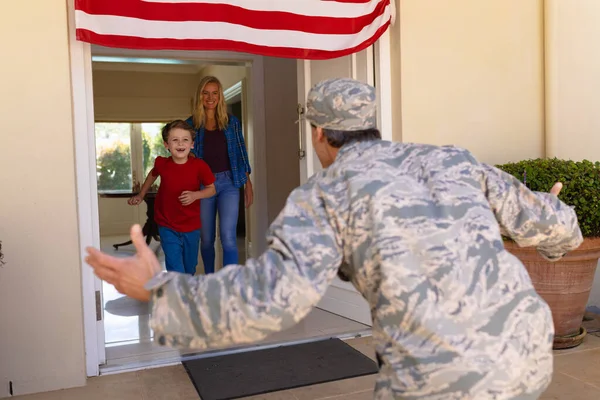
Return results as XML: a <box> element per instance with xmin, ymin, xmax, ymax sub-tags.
<box><xmin>305</xmin><ymin>78</ymin><xmax>376</xmax><ymax>131</ymax></box>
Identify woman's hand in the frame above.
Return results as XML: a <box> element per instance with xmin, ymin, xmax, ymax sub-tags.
<box><xmin>179</xmin><ymin>191</ymin><xmax>198</xmax><ymax>206</ymax></box>
<box><xmin>245</xmin><ymin>180</ymin><xmax>254</xmax><ymax>208</ymax></box>
<box><xmin>128</xmin><ymin>194</ymin><xmax>143</xmax><ymax>206</ymax></box>
<box><xmin>550</xmin><ymin>182</ymin><xmax>563</xmax><ymax>196</ymax></box>
<box><xmin>86</xmin><ymin>225</ymin><xmax>161</xmax><ymax>302</ymax></box>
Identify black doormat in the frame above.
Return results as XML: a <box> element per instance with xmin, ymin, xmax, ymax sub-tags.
<box><xmin>182</xmin><ymin>338</ymin><xmax>378</xmax><ymax>400</ymax></box>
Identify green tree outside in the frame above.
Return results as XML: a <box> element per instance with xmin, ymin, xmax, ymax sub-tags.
<box><xmin>96</xmin><ymin>142</ymin><xmax>133</xmax><ymax>191</ymax></box>
<box><xmin>95</xmin><ymin>123</ymin><xmax>132</xmax><ymax>191</ymax></box>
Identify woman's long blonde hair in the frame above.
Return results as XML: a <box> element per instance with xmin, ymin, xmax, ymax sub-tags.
<box><xmin>192</xmin><ymin>75</ymin><xmax>229</xmax><ymax>131</ymax></box>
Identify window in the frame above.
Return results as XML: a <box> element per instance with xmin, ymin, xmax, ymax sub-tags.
<box><xmin>94</xmin><ymin>122</ymin><xmax>169</xmax><ymax>193</ymax></box>
<box><xmin>95</xmin><ymin>123</ymin><xmax>133</xmax><ymax>192</ymax></box>
<box><xmin>141</xmin><ymin>123</ymin><xmax>170</xmax><ymax>189</ymax></box>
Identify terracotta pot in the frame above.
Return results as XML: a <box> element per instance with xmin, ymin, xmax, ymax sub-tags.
<box><xmin>504</xmin><ymin>238</ymin><xmax>600</xmax><ymax>349</ymax></box>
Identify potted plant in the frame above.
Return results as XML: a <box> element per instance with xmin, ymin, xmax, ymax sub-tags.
<box><xmin>496</xmin><ymin>158</ymin><xmax>600</xmax><ymax>349</ymax></box>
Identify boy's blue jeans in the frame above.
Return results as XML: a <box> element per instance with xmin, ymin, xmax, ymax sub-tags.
<box><xmin>157</xmin><ymin>226</ymin><xmax>200</xmax><ymax>275</ymax></box>
<box><xmin>200</xmin><ymin>171</ymin><xmax>240</xmax><ymax>274</ymax></box>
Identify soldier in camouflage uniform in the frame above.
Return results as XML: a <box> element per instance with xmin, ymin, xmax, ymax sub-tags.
<box><xmin>87</xmin><ymin>78</ymin><xmax>582</xmax><ymax>399</ymax></box>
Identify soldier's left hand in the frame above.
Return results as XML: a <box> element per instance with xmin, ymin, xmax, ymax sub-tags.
<box><xmin>550</xmin><ymin>182</ymin><xmax>563</xmax><ymax>196</ymax></box>
<box><xmin>86</xmin><ymin>224</ymin><xmax>161</xmax><ymax>302</ymax></box>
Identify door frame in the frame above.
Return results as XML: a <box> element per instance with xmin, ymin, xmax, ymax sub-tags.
<box><xmin>69</xmin><ymin>1</ymin><xmax>393</xmax><ymax>376</ymax></box>
<box><xmin>68</xmin><ymin>0</ymin><xmax>104</xmax><ymax>377</ymax></box>
<box><xmin>375</xmin><ymin>29</ymin><xmax>394</xmax><ymax>142</ymax></box>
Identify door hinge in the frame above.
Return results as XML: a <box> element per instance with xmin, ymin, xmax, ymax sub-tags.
<box><xmin>95</xmin><ymin>290</ymin><xmax>102</xmax><ymax>321</ymax></box>
<box><xmin>296</xmin><ymin>103</ymin><xmax>306</xmax><ymax>160</ymax></box>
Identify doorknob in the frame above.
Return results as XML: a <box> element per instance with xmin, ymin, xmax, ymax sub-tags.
<box><xmin>296</xmin><ymin>103</ymin><xmax>306</xmax><ymax>160</ymax></box>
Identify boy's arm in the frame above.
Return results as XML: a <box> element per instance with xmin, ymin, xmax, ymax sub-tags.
<box><xmin>193</xmin><ymin>184</ymin><xmax>215</xmax><ymax>200</ymax></box>
<box><xmin>178</xmin><ymin>184</ymin><xmax>214</xmax><ymax>206</ymax></box>
<box><xmin>179</xmin><ymin>161</ymin><xmax>216</xmax><ymax>206</ymax></box>
<box><xmin>129</xmin><ymin>170</ymin><xmax>158</xmax><ymax>205</ymax></box>
<box><xmin>482</xmin><ymin>163</ymin><xmax>583</xmax><ymax>260</ymax></box>
<box><xmin>139</xmin><ymin>170</ymin><xmax>159</xmax><ymax>197</ymax></box>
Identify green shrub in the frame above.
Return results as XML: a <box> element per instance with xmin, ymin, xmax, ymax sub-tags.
<box><xmin>496</xmin><ymin>158</ymin><xmax>600</xmax><ymax>238</ymax></box>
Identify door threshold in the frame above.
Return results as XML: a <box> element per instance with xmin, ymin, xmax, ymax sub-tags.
<box><xmin>99</xmin><ymin>328</ymin><xmax>372</xmax><ymax>376</ymax></box>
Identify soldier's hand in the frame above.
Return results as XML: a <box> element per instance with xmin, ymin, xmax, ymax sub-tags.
<box><xmin>550</xmin><ymin>182</ymin><xmax>563</xmax><ymax>196</ymax></box>
<box><xmin>86</xmin><ymin>224</ymin><xmax>161</xmax><ymax>302</ymax></box>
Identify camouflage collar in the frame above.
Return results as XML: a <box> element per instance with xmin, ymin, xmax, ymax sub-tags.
<box><xmin>335</xmin><ymin>140</ymin><xmax>380</xmax><ymax>163</ymax></box>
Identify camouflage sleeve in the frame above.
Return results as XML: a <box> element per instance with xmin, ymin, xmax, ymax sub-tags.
<box><xmin>145</xmin><ymin>180</ymin><xmax>343</xmax><ymax>350</ymax></box>
<box><xmin>482</xmin><ymin>163</ymin><xmax>583</xmax><ymax>260</ymax></box>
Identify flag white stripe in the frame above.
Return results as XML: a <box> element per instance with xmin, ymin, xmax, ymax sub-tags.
<box><xmin>140</xmin><ymin>0</ymin><xmax>387</xmax><ymax>18</ymax></box>
<box><xmin>75</xmin><ymin>6</ymin><xmax>391</xmax><ymax>51</ymax></box>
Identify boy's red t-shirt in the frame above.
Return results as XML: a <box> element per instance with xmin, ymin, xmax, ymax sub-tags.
<box><xmin>151</xmin><ymin>156</ymin><xmax>215</xmax><ymax>232</ymax></box>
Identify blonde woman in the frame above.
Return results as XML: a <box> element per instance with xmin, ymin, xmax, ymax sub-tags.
<box><xmin>186</xmin><ymin>76</ymin><xmax>252</xmax><ymax>274</ymax></box>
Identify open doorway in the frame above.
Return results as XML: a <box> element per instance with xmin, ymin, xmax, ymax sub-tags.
<box><xmin>85</xmin><ymin>49</ymin><xmax>371</xmax><ymax>374</ymax></box>
<box><xmin>90</xmin><ymin>56</ymin><xmax>258</xmax><ymax>369</ymax></box>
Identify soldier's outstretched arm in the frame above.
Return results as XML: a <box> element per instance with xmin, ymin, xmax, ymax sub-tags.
<box><xmin>482</xmin><ymin>164</ymin><xmax>583</xmax><ymax>260</ymax></box>
<box><xmin>145</xmin><ymin>184</ymin><xmax>343</xmax><ymax>350</ymax></box>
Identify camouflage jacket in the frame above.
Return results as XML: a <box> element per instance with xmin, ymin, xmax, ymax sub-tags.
<box><xmin>146</xmin><ymin>140</ymin><xmax>582</xmax><ymax>399</ymax></box>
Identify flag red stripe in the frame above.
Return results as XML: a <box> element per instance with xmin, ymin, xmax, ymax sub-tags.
<box><xmin>75</xmin><ymin>0</ymin><xmax>388</xmax><ymax>35</ymax></box>
<box><xmin>76</xmin><ymin>22</ymin><xmax>389</xmax><ymax>60</ymax></box>
<box><xmin>329</xmin><ymin>0</ymin><xmax>374</xmax><ymax>3</ymax></box>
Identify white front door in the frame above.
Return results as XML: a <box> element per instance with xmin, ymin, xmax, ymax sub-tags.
<box><xmin>296</xmin><ymin>47</ymin><xmax>375</xmax><ymax>326</ymax></box>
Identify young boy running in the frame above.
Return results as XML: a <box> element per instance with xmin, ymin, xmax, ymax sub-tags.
<box><xmin>128</xmin><ymin>120</ymin><xmax>216</xmax><ymax>275</ymax></box>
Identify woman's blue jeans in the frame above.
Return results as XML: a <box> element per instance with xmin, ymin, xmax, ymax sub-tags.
<box><xmin>200</xmin><ymin>171</ymin><xmax>240</xmax><ymax>274</ymax></box>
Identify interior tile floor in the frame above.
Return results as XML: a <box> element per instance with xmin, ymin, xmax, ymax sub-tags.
<box><xmin>14</xmin><ymin>333</ymin><xmax>600</xmax><ymax>399</ymax></box>
<box><xmin>99</xmin><ymin>235</ymin><xmax>370</xmax><ymax>373</ymax></box>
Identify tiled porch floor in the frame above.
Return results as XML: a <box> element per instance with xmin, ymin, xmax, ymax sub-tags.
<box><xmin>14</xmin><ymin>331</ymin><xmax>600</xmax><ymax>399</ymax></box>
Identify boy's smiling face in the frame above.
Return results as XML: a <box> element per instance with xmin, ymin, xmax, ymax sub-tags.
<box><xmin>164</xmin><ymin>127</ymin><xmax>194</xmax><ymax>161</ymax></box>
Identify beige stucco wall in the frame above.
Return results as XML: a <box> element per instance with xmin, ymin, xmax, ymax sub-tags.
<box><xmin>393</xmin><ymin>0</ymin><xmax>600</xmax><ymax>308</ymax></box>
<box><xmin>545</xmin><ymin>0</ymin><xmax>600</xmax><ymax>162</ymax></box>
<box><xmin>0</xmin><ymin>0</ymin><xmax>86</xmax><ymax>397</ymax></box>
<box><xmin>544</xmin><ymin>1</ymin><xmax>600</xmax><ymax>307</ymax></box>
<box><xmin>397</xmin><ymin>0</ymin><xmax>545</xmax><ymax>165</ymax></box>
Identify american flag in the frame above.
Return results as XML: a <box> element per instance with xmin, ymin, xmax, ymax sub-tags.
<box><xmin>74</xmin><ymin>0</ymin><xmax>394</xmax><ymax>60</ymax></box>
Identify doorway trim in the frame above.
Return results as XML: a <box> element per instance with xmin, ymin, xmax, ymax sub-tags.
<box><xmin>68</xmin><ymin>0</ymin><xmax>103</xmax><ymax>377</ymax></box>
<box><xmin>375</xmin><ymin>29</ymin><xmax>393</xmax><ymax>142</ymax></box>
